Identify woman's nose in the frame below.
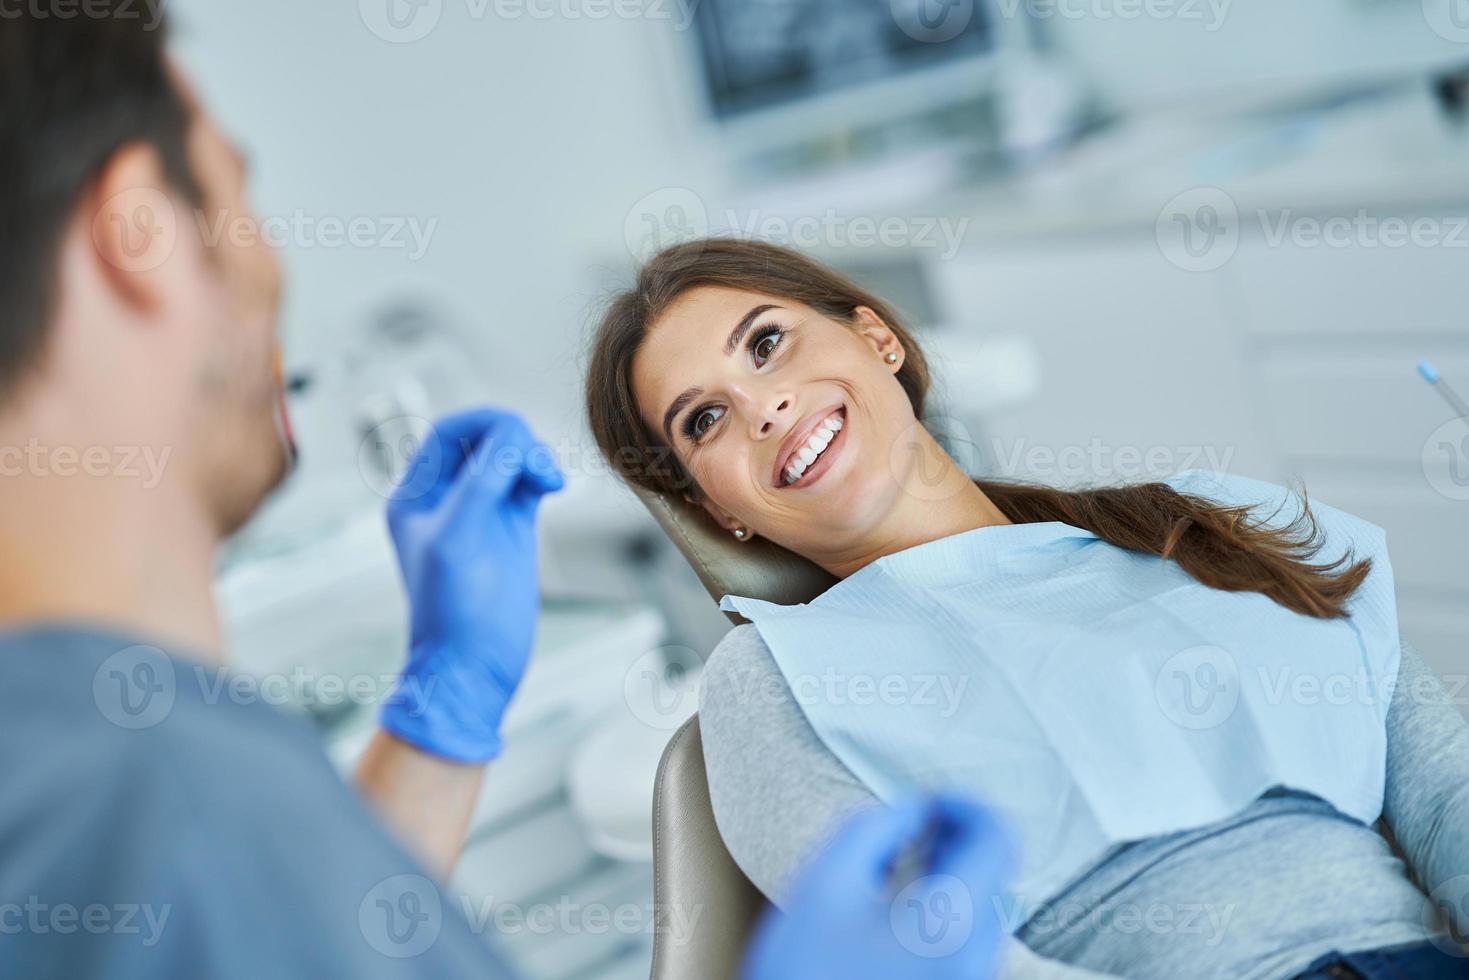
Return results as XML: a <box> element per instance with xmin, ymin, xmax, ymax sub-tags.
<box><xmin>750</xmin><ymin>393</ymin><xmax>793</xmax><ymax>440</ymax></box>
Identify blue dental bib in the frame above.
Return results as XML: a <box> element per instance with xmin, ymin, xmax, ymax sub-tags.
<box><xmin>720</xmin><ymin>470</ymin><xmax>1400</xmax><ymax>911</ymax></box>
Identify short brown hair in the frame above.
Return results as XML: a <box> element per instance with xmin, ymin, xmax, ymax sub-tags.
<box><xmin>0</xmin><ymin>2</ymin><xmax>198</xmax><ymax>401</ymax></box>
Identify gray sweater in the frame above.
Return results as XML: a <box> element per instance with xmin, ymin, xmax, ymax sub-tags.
<box><xmin>699</xmin><ymin>626</ymin><xmax>1469</xmax><ymax>980</ymax></box>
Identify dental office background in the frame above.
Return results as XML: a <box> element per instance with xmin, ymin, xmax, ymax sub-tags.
<box><xmin>165</xmin><ymin>0</ymin><xmax>1469</xmax><ymax>976</ymax></box>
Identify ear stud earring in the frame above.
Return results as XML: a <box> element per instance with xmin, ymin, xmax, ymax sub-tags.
<box><xmin>733</xmin><ymin>528</ymin><xmax>747</xmax><ymax>540</ymax></box>
<box><xmin>885</xmin><ymin>352</ymin><xmax>898</xmax><ymax>364</ymax></box>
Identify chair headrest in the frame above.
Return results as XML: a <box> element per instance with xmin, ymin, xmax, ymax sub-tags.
<box><xmin>633</xmin><ymin>486</ymin><xmax>839</xmax><ymax>625</ymax></box>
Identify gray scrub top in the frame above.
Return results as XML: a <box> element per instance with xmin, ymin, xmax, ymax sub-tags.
<box><xmin>0</xmin><ymin>624</ymin><xmax>519</xmax><ymax>979</ymax></box>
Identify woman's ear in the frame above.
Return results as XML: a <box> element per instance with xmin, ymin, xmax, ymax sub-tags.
<box><xmin>697</xmin><ymin>497</ymin><xmax>753</xmax><ymax>543</ymax></box>
<box><xmin>853</xmin><ymin>305</ymin><xmax>904</xmax><ymax>371</ymax></box>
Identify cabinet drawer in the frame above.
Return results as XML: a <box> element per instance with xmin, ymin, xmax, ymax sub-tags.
<box><xmin>1233</xmin><ymin>218</ymin><xmax>1469</xmax><ymax>337</ymax></box>
<box><xmin>1260</xmin><ymin>353</ymin><xmax>1469</xmax><ymax>464</ymax></box>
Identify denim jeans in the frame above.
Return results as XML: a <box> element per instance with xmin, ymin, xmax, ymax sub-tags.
<box><xmin>1292</xmin><ymin>940</ymin><xmax>1469</xmax><ymax>979</ymax></box>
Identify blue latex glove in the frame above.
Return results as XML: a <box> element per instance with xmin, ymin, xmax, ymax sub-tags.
<box><xmin>379</xmin><ymin>408</ymin><xmax>565</xmax><ymax>763</ymax></box>
<box><xmin>742</xmin><ymin>794</ymin><xmax>1014</xmax><ymax>980</ymax></box>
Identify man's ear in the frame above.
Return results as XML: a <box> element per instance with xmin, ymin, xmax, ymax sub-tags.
<box><xmin>853</xmin><ymin>305</ymin><xmax>904</xmax><ymax>371</ymax></box>
<box><xmin>86</xmin><ymin>142</ymin><xmax>185</xmax><ymax>313</ymax></box>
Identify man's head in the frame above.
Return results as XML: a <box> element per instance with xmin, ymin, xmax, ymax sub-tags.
<box><xmin>1</xmin><ymin>3</ymin><xmax>287</xmax><ymax>537</ymax></box>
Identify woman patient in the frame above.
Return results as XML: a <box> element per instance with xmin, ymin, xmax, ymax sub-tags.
<box><xmin>583</xmin><ymin>238</ymin><xmax>1469</xmax><ymax>979</ymax></box>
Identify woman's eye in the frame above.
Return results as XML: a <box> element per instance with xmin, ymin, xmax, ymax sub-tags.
<box><xmin>752</xmin><ymin>327</ymin><xmax>784</xmax><ymax>367</ymax></box>
<box><xmin>693</xmin><ymin>406</ymin><xmax>724</xmax><ymax>437</ymax></box>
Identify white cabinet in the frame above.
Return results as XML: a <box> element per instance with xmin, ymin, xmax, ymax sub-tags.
<box><xmin>928</xmin><ymin>234</ymin><xmax>1275</xmax><ymax>485</ymax></box>
<box><xmin>927</xmin><ymin>200</ymin><xmax>1469</xmax><ymax>688</ymax></box>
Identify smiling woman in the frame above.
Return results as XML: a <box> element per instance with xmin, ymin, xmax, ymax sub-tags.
<box><xmin>582</xmin><ymin>239</ymin><xmax>1469</xmax><ymax>980</ymax></box>
<box><xmin>584</xmin><ymin>237</ymin><xmax>1369</xmax><ymax>612</ymax></box>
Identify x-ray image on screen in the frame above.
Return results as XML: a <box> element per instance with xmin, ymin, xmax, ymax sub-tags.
<box><xmin>691</xmin><ymin>0</ymin><xmax>996</xmax><ymax>119</ymax></box>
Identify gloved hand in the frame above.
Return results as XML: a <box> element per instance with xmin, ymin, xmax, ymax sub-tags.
<box><xmin>378</xmin><ymin>408</ymin><xmax>565</xmax><ymax>763</ymax></box>
<box><xmin>742</xmin><ymin>794</ymin><xmax>1014</xmax><ymax>980</ymax></box>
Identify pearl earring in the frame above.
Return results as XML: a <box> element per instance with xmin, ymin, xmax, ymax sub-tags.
<box><xmin>885</xmin><ymin>352</ymin><xmax>898</xmax><ymax>364</ymax></box>
<box><xmin>733</xmin><ymin>528</ymin><xmax>747</xmax><ymax>540</ymax></box>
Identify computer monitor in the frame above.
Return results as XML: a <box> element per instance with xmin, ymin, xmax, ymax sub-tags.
<box><xmin>684</xmin><ymin>0</ymin><xmax>1013</xmax><ymax>150</ymax></box>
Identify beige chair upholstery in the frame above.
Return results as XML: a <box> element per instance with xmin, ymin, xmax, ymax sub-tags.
<box><xmin>641</xmin><ymin>488</ymin><xmax>836</xmax><ymax>979</ymax></box>
<box><xmin>634</xmin><ymin>487</ymin><xmax>838</xmax><ymax>624</ymax></box>
<box><xmin>650</xmin><ymin>717</ymin><xmax>765</xmax><ymax>980</ymax></box>
<box><xmin>640</xmin><ymin>483</ymin><xmax>1430</xmax><ymax>979</ymax></box>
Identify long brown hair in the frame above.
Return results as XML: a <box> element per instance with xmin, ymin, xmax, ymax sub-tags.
<box><xmin>585</xmin><ymin>238</ymin><xmax>1369</xmax><ymax>619</ymax></box>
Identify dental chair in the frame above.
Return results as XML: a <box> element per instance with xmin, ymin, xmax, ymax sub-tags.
<box><xmin>640</xmin><ymin>483</ymin><xmax>1435</xmax><ymax>980</ymax></box>
<box><xmin>640</xmin><ymin>488</ymin><xmax>837</xmax><ymax>980</ymax></box>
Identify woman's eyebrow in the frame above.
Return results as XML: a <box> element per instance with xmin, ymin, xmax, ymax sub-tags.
<box><xmin>662</xmin><ymin>386</ymin><xmax>703</xmax><ymax>444</ymax></box>
<box><xmin>660</xmin><ymin>304</ymin><xmax>784</xmax><ymax>442</ymax></box>
<box><xmin>723</xmin><ymin>304</ymin><xmax>780</xmax><ymax>355</ymax></box>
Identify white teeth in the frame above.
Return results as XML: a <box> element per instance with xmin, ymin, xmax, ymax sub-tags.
<box><xmin>782</xmin><ymin>411</ymin><xmax>845</xmax><ymax>486</ymax></box>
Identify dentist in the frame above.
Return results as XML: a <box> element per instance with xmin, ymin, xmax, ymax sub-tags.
<box><xmin>0</xmin><ymin>6</ymin><xmax>1009</xmax><ymax>979</ymax></box>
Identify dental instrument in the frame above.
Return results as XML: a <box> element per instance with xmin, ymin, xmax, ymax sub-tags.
<box><xmin>1418</xmin><ymin>359</ymin><xmax>1469</xmax><ymax>420</ymax></box>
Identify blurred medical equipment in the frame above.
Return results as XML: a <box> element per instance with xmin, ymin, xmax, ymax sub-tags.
<box><xmin>565</xmin><ymin>614</ymin><xmax>704</xmax><ymax>865</ymax></box>
<box><xmin>721</xmin><ymin>470</ymin><xmax>1401</xmax><ymax>908</ymax></box>
<box><xmin>227</xmin><ymin>300</ymin><xmax>488</xmax><ymax>565</ymax></box>
<box><xmin>1433</xmin><ymin>65</ymin><xmax>1469</xmax><ymax>123</ymax></box>
<box><xmin>993</xmin><ymin>53</ymin><xmax>1091</xmax><ymax>163</ymax></box>
<box><xmin>348</xmin><ymin>301</ymin><xmax>488</xmax><ymax>492</ymax></box>
<box><xmin>1419</xmin><ymin>359</ymin><xmax>1469</xmax><ymax>421</ymax></box>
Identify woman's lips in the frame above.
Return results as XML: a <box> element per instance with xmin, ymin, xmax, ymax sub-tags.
<box><xmin>775</xmin><ymin>407</ymin><xmax>847</xmax><ymax>490</ymax></box>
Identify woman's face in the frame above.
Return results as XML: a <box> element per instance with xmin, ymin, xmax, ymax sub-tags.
<box><xmin>632</xmin><ymin>285</ymin><xmax>921</xmax><ymax>560</ymax></box>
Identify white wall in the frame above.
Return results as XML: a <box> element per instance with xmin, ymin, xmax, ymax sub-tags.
<box><xmin>168</xmin><ymin>0</ymin><xmax>1467</xmax><ymax>444</ymax></box>
<box><xmin>170</xmin><ymin>0</ymin><xmax>719</xmax><ymax>445</ymax></box>
<box><xmin>1036</xmin><ymin>0</ymin><xmax>1467</xmax><ymax>111</ymax></box>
